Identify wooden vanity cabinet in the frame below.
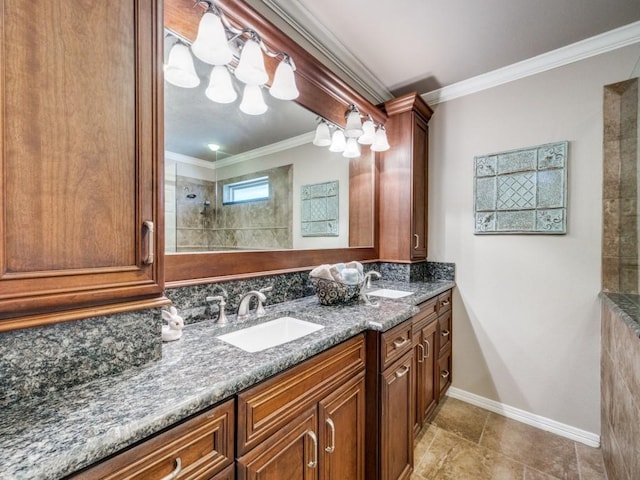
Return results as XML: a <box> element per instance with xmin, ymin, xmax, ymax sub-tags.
<box><xmin>436</xmin><ymin>290</ymin><xmax>453</xmax><ymax>397</ymax></box>
<box><xmin>412</xmin><ymin>298</ymin><xmax>439</xmax><ymax>436</ymax></box>
<box><xmin>0</xmin><ymin>0</ymin><xmax>166</xmax><ymax>328</ymax></box>
<box><xmin>379</xmin><ymin>92</ymin><xmax>433</xmax><ymax>262</ymax></box>
<box><xmin>237</xmin><ymin>335</ymin><xmax>366</xmax><ymax>480</ymax></box>
<box><xmin>69</xmin><ymin>399</ymin><xmax>234</xmax><ymax>480</ymax></box>
<box><xmin>366</xmin><ymin>319</ymin><xmax>415</xmax><ymax>480</ymax></box>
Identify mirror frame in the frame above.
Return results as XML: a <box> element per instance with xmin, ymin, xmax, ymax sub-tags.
<box><xmin>164</xmin><ymin>0</ymin><xmax>385</xmax><ymax>285</ymax></box>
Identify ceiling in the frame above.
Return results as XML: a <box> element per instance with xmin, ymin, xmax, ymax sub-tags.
<box><xmin>165</xmin><ymin>0</ymin><xmax>640</xmax><ymax>161</ymax></box>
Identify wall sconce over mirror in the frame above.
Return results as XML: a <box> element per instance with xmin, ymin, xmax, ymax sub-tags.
<box><xmin>164</xmin><ymin>0</ymin><xmax>299</xmax><ymax>116</ymax></box>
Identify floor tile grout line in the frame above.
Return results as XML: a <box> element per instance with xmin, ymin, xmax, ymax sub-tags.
<box><xmin>575</xmin><ymin>441</ymin><xmax>582</xmax><ymax>479</ymax></box>
<box><xmin>478</xmin><ymin>410</ymin><xmax>490</xmax><ymax>446</ymax></box>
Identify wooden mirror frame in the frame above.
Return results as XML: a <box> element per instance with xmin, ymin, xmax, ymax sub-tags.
<box><xmin>164</xmin><ymin>0</ymin><xmax>385</xmax><ymax>285</ymax></box>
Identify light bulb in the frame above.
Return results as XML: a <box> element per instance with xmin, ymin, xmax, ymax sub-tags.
<box><xmin>358</xmin><ymin>117</ymin><xmax>376</xmax><ymax>145</ymax></box>
<box><xmin>235</xmin><ymin>39</ymin><xmax>268</xmax><ymax>85</ymax></box>
<box><xmin>329</xmin><ymin>130</ymin><xmax>346</xmax><ymax>153</ymax></box>
<box><xmin>371</xmin><ymin>126</ymin><xmax>391</xmax><ymax>152</ymax></box>
<box><xmin>344</xmin><ymin>107</ymin><xmax>363</xmax><ymax>138</ymax></box>
<box><xmin>191</xmin><ymin>11</ymin><xmax>234</xmax><ymax>65</ymax></box>
<box><xmin>239</xmin><ymin>84</ymin><xmax>268</xmax><ymax>115</ymax></box>
<box><xmin>343</xmin><ymin>137</ymin><xmax>361</xmax><ymax>158</ymax></box>
<box><xmin>164</xmin><ymin>42</ymin><xmax>200</xmax><ymax>88</ymax></box>
<box><xmin>313</xmin><ymin>122</ymin><xmax>331</xmax><ymax>147</ymax></box>
<box><xmin>270</xmin><ymin>59</ymin><xmax>299</xmax><ymax>100</ymax></box>
<box><xmin>205</xmin><ymin>66</ymin><xmax>237</xmax><ymax>104</ymax></box>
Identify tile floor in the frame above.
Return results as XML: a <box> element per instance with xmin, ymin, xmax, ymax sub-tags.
<box><xmin>411</xmin><ymin>397</ymin><xmax>608</xmax><ymax>480</ymax></box>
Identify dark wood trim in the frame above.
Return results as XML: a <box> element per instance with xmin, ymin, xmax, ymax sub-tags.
<box><xmin>164</xmin><ymin>0</ymin><xmax>383</xmax><ymax>283</ymax></box>
<box><xmin>382</xmin><ymin>91</ymin><xmax>433</xmax><ymax>121</ymax></box>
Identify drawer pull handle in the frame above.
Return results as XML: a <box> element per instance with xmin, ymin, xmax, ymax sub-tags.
<box><xmin>393</xmin><ymin>338</ymin><xmax>409</xmax><ymax>349</ymax></box>
<box><xmin>414</xmin><ymin>233</ymin><xmax>419</xmax><ymax>249</ymax></box>
<box><xmin>325</xmin><ymin>418</ymin><xmax>336</xmax><ymax>453</ymax></box>
<box><xmin>307</xmin><ymin>431</ymin><xmax>318</xmax><ymax>468</ymax></box>
<box><xmin>424</xmin><ymin>339</ymin><xmax>430</xmax><ymax>359</ymax></box>
<box><xmin>417</xmin><ymin>343</ymin><xmax>425</xmax><ymax>363</ymax></box>
<box><xmin>441</xmin><ymin>369</ymin><xmax>450</xmax><ymax>379</ymax></box>
<box><xmin>395</xmin><ymin>365</ymin><xmax>410</xmax><ymax>378</ymax></box>
<box><xmin>441</xmin><ymin>329</ymin><xmax>450</xmax><ymax>337</ymax></box>
<box><xmin>160</xmin><ymin>458</ymin><xmax>182</xmax><ymax>480</ymax></box>
<box><xmin>143</xmin><ymin>220</ymin><xmax>154</xmax><ymax>265</ymax></box>
<box><xmin>441</xmin><ymin>300</ymin><xmax>450</xmax><ymax>306</ymax></box>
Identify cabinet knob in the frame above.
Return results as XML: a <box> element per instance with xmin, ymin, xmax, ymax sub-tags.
<box><xmin>307</xmin><ymin>431</ymin><xmax>318</xmax><ymax>468</ymax></box>
<box><xmin>325</xmin><ymin>418</ymin><xmax>336</xmax><ymax>453</ymax></box>
<box><xmin>160</xmin><ymin>458</ymin><xmax>182</xmax><ymax>480</ymax></box>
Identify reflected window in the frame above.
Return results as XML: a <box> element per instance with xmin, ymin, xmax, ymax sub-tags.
<box><xmin>223</xmin><ymin>176</ymin><xmax>270</xmax><ymax>205</ymax></box>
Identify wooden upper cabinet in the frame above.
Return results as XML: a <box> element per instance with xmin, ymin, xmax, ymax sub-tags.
<box><xmin>0</xmin><ymin>0</ymin><xmax>165</xmax><ymax>328</ymax></box>
<box><xmin>379</xmin><ymin>92</ymin><xmax>433</xmax><ymax>262</ymax></box>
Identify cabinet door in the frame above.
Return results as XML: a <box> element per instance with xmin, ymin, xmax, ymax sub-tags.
<box><xmin>0</xmin><ymin>0</ymin><xmax>163</xmax><ymax>324</ymax></box>
<box><xmin>417</xmin><ymin>320</ymin><xmax>438</xmax><ymax>428</ymax></box>
<box><xmin>319</xmin><ymin>373</ymin><xmax>365</xmax><ymax>480</ymax></box>
<box><xmin>411</xmin><ymin>114</ymin><xmax>428</xmax><ymax>260</ymax></box>
<box><xmin>380</xmin><ymin>351</ymin><xmax>414</xmax><ymax>480</ymax></box>
<box><xmin>237</xmin><ymin>408</ymin><xmax>318</xmax><ymax>480</ymax></box>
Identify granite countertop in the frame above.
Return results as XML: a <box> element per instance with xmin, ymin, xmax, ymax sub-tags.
<box><xmin>1</xmin><ymin>279</ymin><xmax>454</xmax><ymax>480</ymax></box>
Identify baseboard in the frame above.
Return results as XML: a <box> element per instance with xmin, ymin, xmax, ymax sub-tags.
<box><xmin>446</xmin><ymin>387</ymin><xmax>600</xmax><ymax>448</ymax></box>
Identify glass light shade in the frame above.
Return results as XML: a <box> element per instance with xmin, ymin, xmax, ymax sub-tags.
<box><xmin>269</xmin><ymin>60</ymin><xmax>299</xmax><ymax>100</ymax></box>
<box><xmin>344</xmin><ymin>108</ymin><xmax>363</xmax><ymax>138</ymax></box>
<box><xmin>205</xmin><ymin>66</ymin><xmax>237</xmax><ymax>104</ymax></box>
<box><xmin>235</xmin><ymin>39</ymin><xmax>268</xmax><ymax>85</ymax></box>
<box><xmin>191</xmin><ymin>11</ymin><xmax>234</xmax><ymax>65</ymax></box>
<box><xmin>371</xmin><ymin>126</ymin><xmax>391</xmax><ymax>152</ymax></box>
<box><xmin>343</xmin><ymin>137</ymin><xmax>361</xmax><ymax>158</ymax></box>
<box><xmin>164</xmin><ymin>43</ymin><xmax>200</xmax><ymax>88</ymax></box>
<box><xmin>239</xmin><ymin>84</ymin><xmax>268</xmax><ymax>115</ymax></box>
<box><xmin>358</xmin><ymin>118</ymin><xmax>376</xmax><ymax>145</ymax></box>
<box><xmin>329</xmin><ymin>130</ymin><xmax>346</xmax><ymax>152</ymax></box>
<box><xmin>313</xmin><ymin>122</ymin><xmax>331</xmax><ymax>146</ymax></box>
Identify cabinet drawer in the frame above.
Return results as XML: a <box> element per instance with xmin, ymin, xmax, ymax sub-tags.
<box><xmin>71</xmin><ymin>399</ymin><xmax>234</xmax><ymax>480</ymax></box>
<box><xmin>438</xmin><ymin>309</ymin><xmax>452</xmax><ymax>354</ymax></box>
<box><xmin>438</xmin><ymin>348</ymin><xmax>452</xmax><ymax>398</ymax></box>
<box><xmin>237</xmin><ymin>334</ymin><xmax>365</xmax><ymax>455</ymax></box>
<box><xmin>412</xmin><ymin>298</ymin><xmax>438</xmax><ymax>329</ymax></box>
<box><xmin>381</xmin><ymin>320</ymin><xmax>413</xmax><ymax>370</ymax></box>
<box><xmin>214</xmin><ymin>464</ymin><xmax>235</xmax><ymax>480</ymax></box>
<box><xmin>437</xmin><ymin>290</ymin><xmax>452</xmax><ymax>314</ymax></box>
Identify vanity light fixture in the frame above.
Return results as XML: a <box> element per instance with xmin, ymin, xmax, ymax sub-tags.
<box><xmin>312</xmin><ymin>104</ymin><xmax>390</xmax><ymax>157</ymax></box>
<box><xmin>164</xmin><ymin>0</ymin><xmax>299</xmax><ymax>116</ymax></box>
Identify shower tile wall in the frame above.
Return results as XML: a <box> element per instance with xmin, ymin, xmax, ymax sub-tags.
<box><xmin>174</xmin><ymin>164</ymin><xmax>292</xmax><ymax>252</ymax></box>
<box><xmin>602</xmin><ymin>78</ymin><xmax>639</xmax><ymax>293</ymax></box>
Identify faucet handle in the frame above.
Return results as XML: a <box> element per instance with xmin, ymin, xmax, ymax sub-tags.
<box><xmin>256</xmin><ymin>286</ymin><xmax>272</xmax><ymax>317</ymax></box>
<box><xmin>213</xmin><ymin>285</ymin><xmax>228</xmax><ymax>299</ymax></box>
<box><xmin>206</xmin><ymin>295</ymin><xmax>229</xmax><ymax>324</ymax></box>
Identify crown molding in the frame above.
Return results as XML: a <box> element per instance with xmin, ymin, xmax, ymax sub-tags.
<box><xmin>166</xmin><ymin>131</ymin><xmax>314</xmax><ymax>170</ymax></box>
<box><xmin>423</xmin><ymin>20</ymin><xmax>640</xmax><ymax>105</ymax></box>
<box><xmin>260</xmin><ymin>0</ymin><xmax>393</xmax><ymax>104</ymax></box>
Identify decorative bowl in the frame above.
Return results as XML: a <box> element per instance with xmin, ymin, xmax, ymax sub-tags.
<box><xmin>309</xmin><ymin>276</ymin><xmax>364</xmax><ymax>305</ymax></box>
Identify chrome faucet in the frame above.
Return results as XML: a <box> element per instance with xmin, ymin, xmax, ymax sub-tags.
<box><xmin>237</xmin><ymin>290</ymin><xmax>267</xmax><ymax>321</ymax></box>
<box><xmin>363</xmin><ymin>270</ymin><xmax>382</xmax><ymax>288</ymax></box>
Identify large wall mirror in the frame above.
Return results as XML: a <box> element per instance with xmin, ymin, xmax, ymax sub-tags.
<box><xmin>164</xmin><ymin>0</ymin><xmax>386</xmax><ymax>284</ymax></box>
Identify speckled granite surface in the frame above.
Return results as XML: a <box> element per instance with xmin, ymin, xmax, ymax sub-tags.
<box><xmin>1</xmin><ymin>279</ymin><xmax>453</xmax><ymax>480</ymax></box>
<box><xmin>0</xmin><ymin>309</ymin><xmax>162</xmax><ymax>409</ymax></box>
<box><xmin>601</xmin><ymin>292</ymin><xmax>640</xmax><ymax>337</ymax></box>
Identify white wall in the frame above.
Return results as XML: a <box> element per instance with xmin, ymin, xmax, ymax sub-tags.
<box><xmin>428</xmin><ymin>43</ymin><xmax>640</xmax><ymax>435</ymax></box>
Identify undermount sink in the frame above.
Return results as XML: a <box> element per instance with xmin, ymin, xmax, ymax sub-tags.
<box><xmin>217</xmin><ymin>317</ymin><xmax>324</xmax><ymax>352</ymax></box>
<box><xmin>366</xmin><ymin>288</ymin><xmax>414</xmax><ymax>299</ymax></box>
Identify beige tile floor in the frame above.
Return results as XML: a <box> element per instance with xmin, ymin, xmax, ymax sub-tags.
<box><xmin>411</xmin><ymin>397</ymin><xmax>607</xmax><ymax>480</ymax></box>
